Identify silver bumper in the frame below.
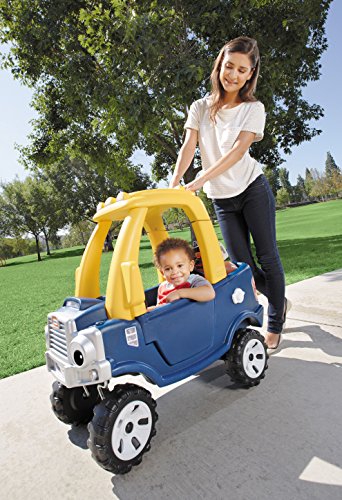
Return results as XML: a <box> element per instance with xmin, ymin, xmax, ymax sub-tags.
<box><xmin>46</xmin><ymin>349</ymin><xmax>111</xmax><ymax>388</ymax></box>
<box><xmin>45</xmin><ymin>312</ymin><xmax>112</xmax><ymax>388</ymax></box>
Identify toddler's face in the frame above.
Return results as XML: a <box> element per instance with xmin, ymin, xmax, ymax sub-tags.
<box><xmin>159</xmin><ymin>249</ymin><xmax>194</xmax><ymax>286</ymax></box>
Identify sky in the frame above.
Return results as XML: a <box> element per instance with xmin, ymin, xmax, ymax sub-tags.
<box><xmin>0</xmin><ymin>0</ymin><xmax>341</xmax><ymax>186</ymax></box>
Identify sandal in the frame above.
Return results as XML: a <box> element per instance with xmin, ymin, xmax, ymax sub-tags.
<box><xmin>283</xmin><ymin>297</ymin><xmax>292</xmax><ymax>330</ymax></box>
<box><xmin>267</xmin><ymin>333</ymin><xmax>282</xmax><ymax>354</ymax></box>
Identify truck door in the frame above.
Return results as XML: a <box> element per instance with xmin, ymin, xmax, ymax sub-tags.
<box><xmin>138</xmin><ymin>298</ymin><xmax>215</xmax><ymax>365</ymax></box>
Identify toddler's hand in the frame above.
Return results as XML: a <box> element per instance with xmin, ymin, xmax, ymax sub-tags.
<box><xmin>165</xmin><ymin>290</ymin><xmax>182</xmax><ymax>303</ymax></box>
<box><xmin>225</xmin><ymin>261</ymin><xmax>237</xmax><ymax>274</ymax></box>
<box><xmin>146</xmin><ymin>305</ymin><xmax>158</xmax><ymax>312</ymax></box>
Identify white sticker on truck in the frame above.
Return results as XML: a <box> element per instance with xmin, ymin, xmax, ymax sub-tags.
<box><xmin>232</xmin><ymin>288</ymin><xmax>245</xmax><ymax>304</ymax></box>
<box><xmin>125</xmin><ymin>326</ymin><xmax>139</xmax><ymax>347</ymax></box>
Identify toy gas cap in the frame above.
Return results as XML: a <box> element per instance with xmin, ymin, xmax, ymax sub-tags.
<box><xmin>232</xmin><ymin>288</ymin><xmax>245</xmax><ymax>304</ymax></box>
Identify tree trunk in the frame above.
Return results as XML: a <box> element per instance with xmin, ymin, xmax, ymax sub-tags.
<box><xmin>106</xmin><ymin>232</ymin><xmax>114</xmax><ymax>251</ymax></box>
<box><xmin>43</xmin><ymin>228</ymin><xmax>51</xmax><ymax>255</ymax></box>
<box><xmin>183</xmin><ymin>160</ymin><xmax>201</xmax><ymax>245</ymax></box>
<box><xmin>77</xmin><ymin>223</ymin><xmax>86</xmax><ymax>246</ymax></box>
<box><xmin>189</xmin><ymin>223</ymin><xmax>197</xmax><ymax>247</ymax></box>
<box><xmin>183</xmin><ymin>159</ymin><xmax>200</xmax><ymax>184</ymax></box>
<box><xmin>35</xmin><ymin>234</ymin><xmax>42</xmax><ymax>261</ymax></box>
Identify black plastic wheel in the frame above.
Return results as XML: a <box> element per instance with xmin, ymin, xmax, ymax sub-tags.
<box><xmin>225</xmin><ymin>329</ymin><xmax>268</xmax><ymax>387</ymax></box>
<box><xmin>50</xmin><ymin>382</ymin><xmax>101</xmax><ymax>425</ymax></box>
<box><xmin>87</xmin><ymin>383</ymin><xmax>158</xmax><ymax>474</ymax></box>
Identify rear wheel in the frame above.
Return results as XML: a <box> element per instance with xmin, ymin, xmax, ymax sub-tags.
<box><xmin>88</xmin><ymin>383</ymin><xmax>158</xmax><ymax>474</ymax></box>
<box><xmin>225</xmin><ymin>329</ymin><xmax>268</xmax><ymax>387</ymax></box>
<box><xmin>50</xmin><ymin>382</ymin><xmax>101</xmax><ymax>425</ymax></box>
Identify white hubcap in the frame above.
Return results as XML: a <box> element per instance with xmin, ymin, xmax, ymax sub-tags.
<box><xmin>242</xmin><ymin>338</ymin><xmax>266</xmax><ymax>378</ymax></box>
<box><xmin>111</xmin><ymin>400</ymin><xmax>152</xmax><ymax>461</ymax></box>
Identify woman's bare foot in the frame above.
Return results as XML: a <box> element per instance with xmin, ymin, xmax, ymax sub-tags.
<box><xmin>264</xmin><ymin>331</ymin><xmax>281</xmax><ymax>349</ymax></box>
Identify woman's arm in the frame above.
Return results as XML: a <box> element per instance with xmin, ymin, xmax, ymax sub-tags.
<box><xmin>164</xmin><ymin>284</ymin><xmax>215</xmax><ymax>303</ymax></box>
<box><xmin>169</xmin><ymin>128</ymin><xmax>198</xmax><ymax>188</ymax></box>
<box><xmin>185</xmin><ymin>130</ymin><xmax>256</xmax><ymax>192</ymax></box>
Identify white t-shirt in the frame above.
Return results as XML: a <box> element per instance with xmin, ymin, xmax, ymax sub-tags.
<box><xmin>184</xmin><ymin>97</ymin><xmax>266</xmax><ymax>198</ymax></box>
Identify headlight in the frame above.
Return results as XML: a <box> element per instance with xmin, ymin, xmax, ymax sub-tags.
<box><xmin>65</xmin><ymin>299</ymin><xmax>81</xmax><ymax>309</ymax></box>
<box><xmin>70</xmin><ymin>335</ymin><xmax>97</xmax><ymax>367</ymax></box>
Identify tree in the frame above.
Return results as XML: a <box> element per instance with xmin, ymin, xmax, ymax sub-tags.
<box><xmin>33</xmin><ymin>156</ymin><xmax>155</xmax><ymax>225</ymax></box>
<box><xmin>278</xmin><ymin>166</ymin><xmax>293</xmax><ymax>201</ymax></box>
<box><xmin>0</xmin><ymin>0</ymin><xmax>332</xmax><ymax>183</ymax></box>
<box><xmin>304</xmin><ymin>168</ymin><xmax>315</xmax><ymax>199</ymax></box>
<box><xmin>0</xmin><ymin>175</ymin><xmax>71</xmax><ymax>260</ymax></box>
<box><xmin>276</xmin><ymin>187</ymin><xmax>290</xmax><ymax>207</ymax></box>
<box><xmin>0</xmin><ymin>237</ymin><xmax>36</xmax><ymax>259</ymax></box>
<box><xmin>197</xmin><ymin>189</ymin><xmax>216</xmax><ymax>222</ymax></box>
<box><xmin>328</xmin><ymin>170</ymin><xmax>342</xmax><ymax>198</ymax></box>
<box><xmin>163</xmin><ymin>208</ymin><xmax>188</xmax><ymax>231</ymax></box>
<box><xmin>62</xmin><ymin>221</ymin><xmax>94</xmax><ymax>248</ymax></box>
<box><xmin>279</xmin><ymin>167</ymin><xmax>292</xmax><ymax>192</ymax></box>
<box><xmin>324</xmin><ymin>152</ymin><xmax>342</xmax><ymax>198</ymax></box>
<box><xmin>0</xmin><ymin>238</ymin><xmax>15</xmax><ymax>259</ymax></box>
<box><xmin>0</xmin><ymin>178</ymin><xmax>44</xmax><ymax>260</ymax></box>
<box><xmin>295</xmin><ymin>174</ymin><xmax>307</xmax><ymax>201</ymax></box>
<box><xmin>263</xmin><ymin>165</ymin><xmax>280</xmax><ymax>196</ymax></box>
<box><xmin>325</xmin><ymin>151</ymin><xmax>340</xmax><ymax>178</ymax></box>
<box><xmin>26</xmin><ymin>175</ymin><xmax>67</xmax><ymax>255</ymax></box>
<box><xmin>310</xmin><ymin>168</ymin><xmax>330</xmax><ymax>200</ymax></box>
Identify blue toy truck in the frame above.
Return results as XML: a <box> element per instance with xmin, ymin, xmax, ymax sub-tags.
<box><xmin>45</xmin><ymin>189</ymin><xmax>267</xmax><ymax>474</ymax></box>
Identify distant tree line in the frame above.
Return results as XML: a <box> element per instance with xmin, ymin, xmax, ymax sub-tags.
<box><xmin>264</xmin><ymin>151</ymin><xmax>342</xmax><ymax>208</ymax></box>
<box><xmin>0</xmin><ymin>157</ymin><xmax>154</xmax><ymax>261</ymax></box>
<box><xmin>1</xmin><ymin>150</ymin><xmax>340</xmax><ymax>262</ymax></box>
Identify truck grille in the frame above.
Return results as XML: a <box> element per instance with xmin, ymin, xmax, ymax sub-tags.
<box><xmin>48</xmin><ymin>318</ymin><xmax>68</xmax><ymax>359</ymax></box>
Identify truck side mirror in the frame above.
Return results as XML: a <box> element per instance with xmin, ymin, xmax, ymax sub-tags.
<box><xmin>121</xmin><ymin>261</ymin><xmax>146</xmax><ymax>311</ymax></box>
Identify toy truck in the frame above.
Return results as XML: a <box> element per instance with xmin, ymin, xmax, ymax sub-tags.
<box><xmin>45</xmin><ymin>188</ymin><xmax>267</xmax><ymax>474</ymax></box>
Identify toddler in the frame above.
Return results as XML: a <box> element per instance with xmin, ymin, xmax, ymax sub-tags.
<box><xmin>151</xmin><ymin>238</ymin><xmax>215</xmax><ymax>308</ymax></box>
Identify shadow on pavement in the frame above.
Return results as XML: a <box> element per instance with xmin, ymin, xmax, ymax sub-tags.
<box><xmin>67</xmin><ymin>362</ymin><xmax>250</xmax><ymax>452</ymax></box>
<box><xmin>279</xmin><ymin>324</ymin><xmax>342</xmax><ymax>358</ymax></box>
<box><xmin>68</xmin><ymin>424</ymin><xmax>89</xmax><ymax>450</ymax></box>
<box><xmin>322</xmin><ymin>272</ymin><xmax>342</xmax><ymax>283</ymax></box>
<box><xmin>111</xmin><ymin>356</ymin><xmax>342</xmax><ymax>500</ymax></box>
<box><xmin>65</xmin><ymin>344</ymin><xmax>342</xmax><ymax>500</ymax></box>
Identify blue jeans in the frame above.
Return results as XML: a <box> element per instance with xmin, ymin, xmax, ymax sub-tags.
<box><xmin>213</xmin><ymin>174</ymin><xmax>285</xmax><ymax>334</ymax></box>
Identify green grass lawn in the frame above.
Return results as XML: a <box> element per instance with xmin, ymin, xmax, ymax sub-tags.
<box><xmin>271</xmin><ymin>199</ymin><xmax>342</xmax><ymax>284</ymax></box>
<box><xmin>1</xmin><ymin>199</ymin><xmax>341</xmax><ymax>379</ymax></box>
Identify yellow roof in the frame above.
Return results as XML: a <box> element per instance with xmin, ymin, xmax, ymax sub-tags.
<box><xmin>93</xmin><ymin>188</ymin><xmax>210</xmax><ymax>223</ymax></box>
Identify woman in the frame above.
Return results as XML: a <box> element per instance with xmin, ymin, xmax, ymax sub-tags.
<box><xmin>170</xmin><ymin>36</ymin><xmax>288</xmax><ymax>350</ymax></box>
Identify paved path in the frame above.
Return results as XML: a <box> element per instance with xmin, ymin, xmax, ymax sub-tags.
<box><xmin>1</xmin><ymin>270</ymin><xmax>342</xmax><ymax>500</ymax></box>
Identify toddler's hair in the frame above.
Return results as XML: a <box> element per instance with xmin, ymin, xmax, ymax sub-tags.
<box><xmin>154</xmin><ymin>238</ymin><xmax>195</xmax><ymax>268</ymax></box>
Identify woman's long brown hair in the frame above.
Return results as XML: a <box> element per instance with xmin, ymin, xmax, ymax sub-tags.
<box><xmin>210</xmin><ymin>37</ymin><xmax>260</xmax><ymax>122</ymax></box>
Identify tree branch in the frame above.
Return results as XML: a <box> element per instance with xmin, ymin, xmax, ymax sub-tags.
<box><xmin>152</xmin><ymin>133</ymin><xmax>178</xmax><ymax>161</ymax></box>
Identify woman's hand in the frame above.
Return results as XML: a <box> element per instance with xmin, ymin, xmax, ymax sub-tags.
<box><xmin>185</xmin><ymin>175</ymin><xmax>205</xmax><ymax>192</ymax></box>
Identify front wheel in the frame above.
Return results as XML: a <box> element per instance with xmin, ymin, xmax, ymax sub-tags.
<box><xmin>50</xmin><ymin>382</ymin><xmax>101</xmax><ymax>425</ymax></box>
<box><xmin>88</xmin><ymin>383</ymin><xmax>158</xmax><ymax>474</ymax></box>
<box><xmin>225</xmin><ymin>329</ymin><xmax>268</xmax><ymax>387</ymax></box>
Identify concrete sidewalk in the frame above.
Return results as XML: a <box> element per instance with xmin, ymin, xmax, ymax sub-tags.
<box><xmin>1</xmin><ymin>270</ymin><xmax>342</xmax><ymax>500</ymax></box>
